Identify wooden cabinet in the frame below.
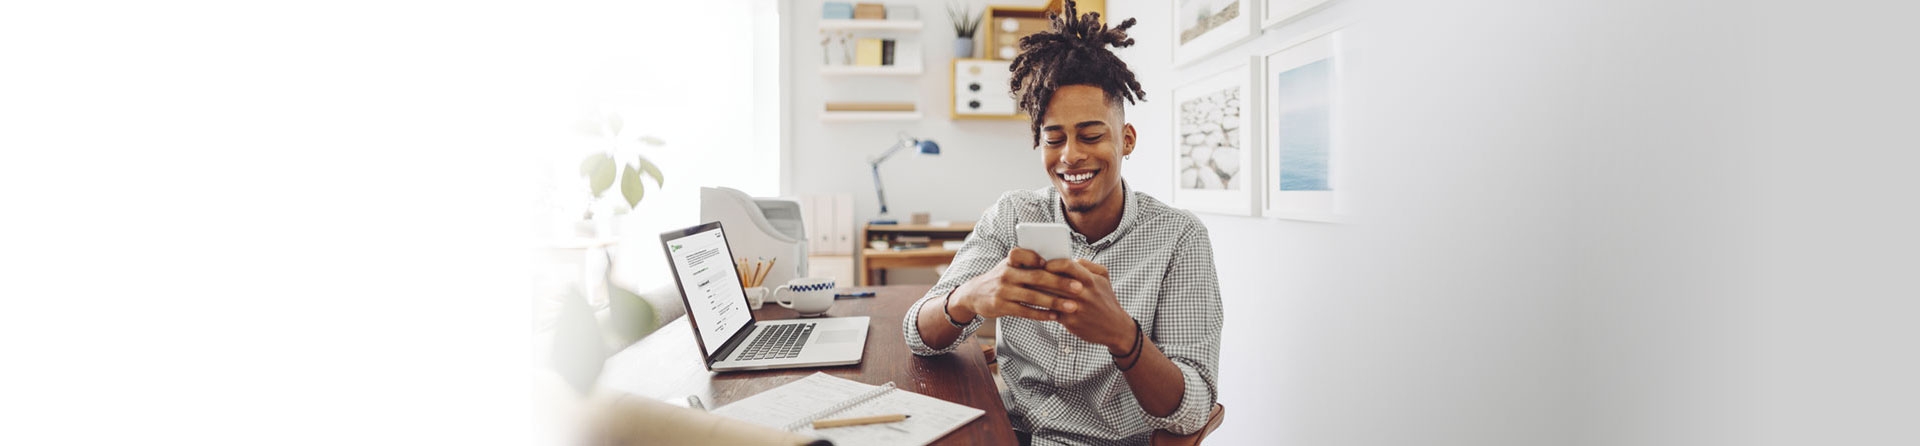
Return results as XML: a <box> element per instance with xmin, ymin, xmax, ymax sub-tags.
<box><xmin>952</xmin><ymin>59</ymin><xmax>1020</xmax><ymax>119</ymax></box>
<box><xmin>857</xmin><ymin>223</ymin><xmax>974</xmax><ymax>285</ymax></box>
<box><xmin>981</xmin><ymin>0</ymin><xmax>1105</xmax><ymax>61</ymax></box>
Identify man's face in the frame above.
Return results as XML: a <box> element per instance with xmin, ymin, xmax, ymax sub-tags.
<box><xmin>1041</xmin><ymin>85</ymin><xmax>1135</xmax><ymax>213</ymax></box>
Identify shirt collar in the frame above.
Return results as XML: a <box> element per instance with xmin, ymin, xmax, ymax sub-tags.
<box><xmin>1051</xmin><ymin>180</ymin><xmax>1139</xmax><ymax>250</ymax></box>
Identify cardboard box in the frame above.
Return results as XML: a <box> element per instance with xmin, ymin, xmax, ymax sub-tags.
<box><xmin>853</xmin><ymin>3</ymin><xmax>885</xmax><ymax>19</ymax></box>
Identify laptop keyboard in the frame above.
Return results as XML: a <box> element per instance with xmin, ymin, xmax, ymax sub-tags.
<box><xmin>736</xmin><ymin>323</ymin><xmax>816</xmax><ymax>361</ymax></box>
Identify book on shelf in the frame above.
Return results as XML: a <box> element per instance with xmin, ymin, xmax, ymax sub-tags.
<box><xmin>881</xmin><ymin>39</ymin><xmax>896</xmax><ymax>66</ymax></box>
<box><xmin>855</xmin><ymin>38</ymin><xmax>884</xmax><ymax>66</ymax></box>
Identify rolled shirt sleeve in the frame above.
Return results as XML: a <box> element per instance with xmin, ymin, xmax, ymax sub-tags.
<box><xmin>903</xmin><ymin>194</ymin><xmax>1015</xmax><ymax>356</ymax></box>
<box><xmin>1138</xmin><ymin>222</ymin><xmax>1224</xmax><ymax>434</ymax></box>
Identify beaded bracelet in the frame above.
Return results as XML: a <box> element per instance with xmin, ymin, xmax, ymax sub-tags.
<box><xmin>1114</xmin><ymin>318</ymin><xmax>1145</xmax><ymax>371</ymax></box>
<box><xmin>942</xmin><ymin>291</ymin><xmax>974</xmax><ymax>329</ymax></box>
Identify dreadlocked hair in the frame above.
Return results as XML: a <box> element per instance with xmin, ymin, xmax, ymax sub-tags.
<box><xmin>1008</xmin><ymin>0</ymin><xmax>1146</xmax><ymax>148</ymax></box>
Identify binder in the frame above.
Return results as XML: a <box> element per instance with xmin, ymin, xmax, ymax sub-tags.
<box><xmin>832</xmin><ymin>194</ymin><xmax>854</xmax><ymax>255</ymax></box>
<box><xmin>811</xmin><ymin>194</ymin><xmax>835</xmax><ymax>255</ymax></box>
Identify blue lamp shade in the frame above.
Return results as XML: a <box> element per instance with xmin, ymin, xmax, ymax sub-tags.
<box><xmin>916</xmin><ymin>139</ymin><xmax>940</xmax><ymax>155</ymax></box>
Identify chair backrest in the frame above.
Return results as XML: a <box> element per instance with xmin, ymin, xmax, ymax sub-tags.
<box><xmin>700</xmin><ymin>187</ymin><xmax>809</xmax><ymax>288</ymax></box>
<box><xmin>1150</xmin><ymin>403</ymin><xmax>1226</xmax><ymax>446</ymax></box>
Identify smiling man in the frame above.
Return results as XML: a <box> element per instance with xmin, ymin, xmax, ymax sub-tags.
<box><xmin>901</xmin><ymin>2</ymin><xmax>1224</xmax><ymax>445</ymax></box>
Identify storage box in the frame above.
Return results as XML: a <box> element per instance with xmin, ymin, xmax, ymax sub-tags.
<box><xmin>853</xmin><ymin>3</ymin><xmax>886</xmax><ymax>19</ymax></box>
<box><xmin>885</xmin><ymin>4</ymin><xmax>918</xmax><ymax>20</ymax></box>
<box><xmin>823</xmin><ymin>2</ymin><xmax>854</xmax><ymax>19</ymax></box>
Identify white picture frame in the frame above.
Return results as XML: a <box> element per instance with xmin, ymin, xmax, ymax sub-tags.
<box><xmin>1172</xmin><ymin>63</ymin><xmax>1261</xmax><ymax>217</ymax></box>
<box><xmin>1260</xmin><ymin>25</ymin><xmax>1344</xmax><ymax>222</ymax></box>
<box><xmin>1260</xmin><ymin>0</ymin><xmax>1334</xmax><ymax>30</ymax></box>
<box><xmin>1173</xmin><ymin>0</ymin><xmax>1260</xmax><ymax>67</ymax></box>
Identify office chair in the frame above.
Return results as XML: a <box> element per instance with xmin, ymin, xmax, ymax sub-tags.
<box><xmin>1151</xmin><ymin>403</ymin><xmax>1226</xmax><ymax>446</ymax></box>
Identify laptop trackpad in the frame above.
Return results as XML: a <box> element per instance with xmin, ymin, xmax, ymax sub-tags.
<box><xmin>817</xmin><ymin>329</ymin><xmax>861</xmax><ymax>344</ymax></box>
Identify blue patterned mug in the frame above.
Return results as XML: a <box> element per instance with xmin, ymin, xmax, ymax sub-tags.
<box><xmin>773</xmin><ymin>277</ymin><xmax>836</xmax><ymax>316</ymax></box>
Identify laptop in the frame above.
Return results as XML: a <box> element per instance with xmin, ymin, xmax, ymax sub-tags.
<box><xmin>660</xmin><ymin>221</ymin><xmax>869</xmax><ymax>372</ymax></box>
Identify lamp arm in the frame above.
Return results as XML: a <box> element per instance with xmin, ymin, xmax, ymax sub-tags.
<box><xmin>871</xmin><ymin>161</ymin><xmax>889</xmax><ymax>215</ymax></box>
<box><xmin>868</xmin><ymin>139</ymin><xmax>911</xmax><ymax>165</ymax></box>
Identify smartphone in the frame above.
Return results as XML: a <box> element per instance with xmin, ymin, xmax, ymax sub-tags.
<box><xmin>1015</xmin><ymin>222</ymin><xmax>1073</xmax><ymax>261</ymax></box>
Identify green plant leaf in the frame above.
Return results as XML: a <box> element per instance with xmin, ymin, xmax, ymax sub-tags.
<box><xmin>620</xmin><ymin>165</ymin><xmax>645</xmax><ymax>208</ymax></box>
<box><xmin>639</xmin><ymin>157</ymin><xmax>665</xmax><ymax>187</ymax></box>
<box><xmin>639</xmin><ymin>135</ymin><xmax>666</xmax><ymax>147</ymax></box>
<box><xmin>581</xmin><ymin>153</ymin><xmax>615</xmax><ymax>197</ymax></box>
<box><xmin>606</xmin><ymin>113</ymin><xmax>624</xmax><ymax>138</ymax></box>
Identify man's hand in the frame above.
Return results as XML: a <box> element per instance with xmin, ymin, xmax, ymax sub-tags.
<box><xmin>1045</xmin><ymin>258</ymin><xmax>1135</xmax><ymax>353</ymax></box>
<box><xmin>950</xmin><ymin>248</ymin><xmax>1086</xmax><ymax>323</ymax></box>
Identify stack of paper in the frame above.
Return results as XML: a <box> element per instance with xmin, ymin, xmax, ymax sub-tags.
<box><xmin>712</xmin><ymin>372</ymin><xmax>984</xmax><ymax>446</ymax></box>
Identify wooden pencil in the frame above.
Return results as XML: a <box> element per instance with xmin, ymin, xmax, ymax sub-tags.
<box><xmin>738</xmin><ymin>258</ymin><xmax>748</xmax><ymax>286</ymax></box>
<box><xmin>812</xmin><ymin>413</ymin><xmax>909</xmax><ymax>429</ymax></box>
<box><xmin>756</xmin><ymin>258</ymin><xmax>777</xmax><ymax>287</ymax></box>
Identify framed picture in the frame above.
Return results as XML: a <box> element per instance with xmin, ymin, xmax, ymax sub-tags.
<box><xmin>1173</xmin><ymin>0</ymin><xmax>1259</xmax><ymax>67</ymax></box>
<box><xmin>1260</xmin><ymin>0</ymin><xmax>1334</xmax><ymax>29</ymax></box>
<box><xmin>1260</xmin><ymin>25</ymin><xmax>1343</xmax><ymax>221</ymax></box>
<box><xmin>1172</xmin><ymin>63</ymin><xmax>1260</xmax><ymax>217</ymax></box>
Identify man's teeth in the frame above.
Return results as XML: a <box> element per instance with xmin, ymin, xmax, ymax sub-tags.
<box><xmin>1063</xmin><ymin>172</ymin><xmax>1094</xmax><ymax>183</ymax></box>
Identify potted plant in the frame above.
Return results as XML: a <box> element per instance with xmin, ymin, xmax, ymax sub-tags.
<box><xmin>576</xmin><ymin>112</ymin><xmax>665</xmax><ymax>237</ymax></box>
<box><xmin>948</xmin><ymin>1</ymin><xmax>983</xmax><ymax>58</ymax></box>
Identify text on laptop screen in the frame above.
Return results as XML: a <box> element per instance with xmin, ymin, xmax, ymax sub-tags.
<box><xmin>666</xmin><ymin>227</ymin><xmax>751</xmax><ymax>356</ymax></box>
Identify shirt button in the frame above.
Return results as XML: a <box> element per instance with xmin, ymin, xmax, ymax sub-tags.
<box><xmin>1060</xmin><ymin>345</ymin><xmax>1070</xmax><ymax>355</ymax></box>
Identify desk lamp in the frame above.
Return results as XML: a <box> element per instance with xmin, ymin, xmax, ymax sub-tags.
<box><xmin>868</xmin><ymin>132</ymin><xmax>940</xmax><ymax>224</ymax></box>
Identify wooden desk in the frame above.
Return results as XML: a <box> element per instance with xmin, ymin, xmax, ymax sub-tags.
<box><xmin>597</xmin><ymin>285</ymin><xmax>1014</xmax><ymax>446</ymax></box>
<box><xmin>860</xmin><ymin>223</ymin><xmax>974</xmax><ymax>285</ymax></box>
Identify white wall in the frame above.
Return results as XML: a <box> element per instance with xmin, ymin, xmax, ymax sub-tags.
<box><xmin>784</xmin><ymin>0</ymin><xmax>1054</xmax><ymax>223</ymax></box>
<box><xmin>552</xmin><ymin>0</ymin><xmax>785</xmax><ymax>292</ymax></box>
<box><xmin>1106</xmin><ymin>0</ymin><xmax>1768</xmax><ymax>444</ymax></box>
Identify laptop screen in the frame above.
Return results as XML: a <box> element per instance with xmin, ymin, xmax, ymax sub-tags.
<box><xmin>663</xmin><ymin>224</ymin><xmax>752</xmax><ymax>357</ymax></box>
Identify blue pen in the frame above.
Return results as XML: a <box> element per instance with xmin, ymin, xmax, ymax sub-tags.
<box><xmin>834</xmin><ymin>291</ymin><xmax>876</xmax><ymax>299</ymax></box>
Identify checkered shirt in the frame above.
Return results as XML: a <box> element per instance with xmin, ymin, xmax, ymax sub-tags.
<box><xmin>903</xmin><ymin>182</ymin><xmax>1224</xmax><ymax>445</ymax></box>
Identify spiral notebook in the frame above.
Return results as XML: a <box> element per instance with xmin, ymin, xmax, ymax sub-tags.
<box><xmin>711</xmin><ymin>372</ymin><xmax>985</xmax><ymax>446</ymax></box>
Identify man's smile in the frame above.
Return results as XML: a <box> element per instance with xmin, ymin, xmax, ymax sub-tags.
<box><xmin>1057</xmin><ymin>168</ymin><xmax>1100</xmax><ymax>190</ymax></box>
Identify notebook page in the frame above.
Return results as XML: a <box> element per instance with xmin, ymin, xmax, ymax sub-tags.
<box><xmin>795</xmin><ymin>385</ymin><xmax>986</xmax><ymax>446</ymax></box>
<box><xmin>711</xmin><ymin>372</ymin><xmax>874</xmax><ymax>430</ymax></box>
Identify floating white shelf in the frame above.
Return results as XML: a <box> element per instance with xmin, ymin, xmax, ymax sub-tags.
<box><xmin>820</xmin><ymin>111</ymin><xmax>924</xmax><ymax>122</ymax></box>
<box><xmin>819</xmin><ymin>65</ymin><xmax>924</xmax><ymax>76</ymax></box>
<box><xmin>818</xmin><ymin>19</ymin><xmax>924</xmax><ymax>31</ymax></box>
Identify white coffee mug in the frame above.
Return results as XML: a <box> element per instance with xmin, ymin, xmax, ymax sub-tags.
<box><xmin>743</xmin><ymin>287</ymin><xmax>770</xmax><ymax>310</ymax></box>
<box><xmin>773</xmin><ymin>277</ymin><xmax>836</xmax><ymax>317</ymax></box>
